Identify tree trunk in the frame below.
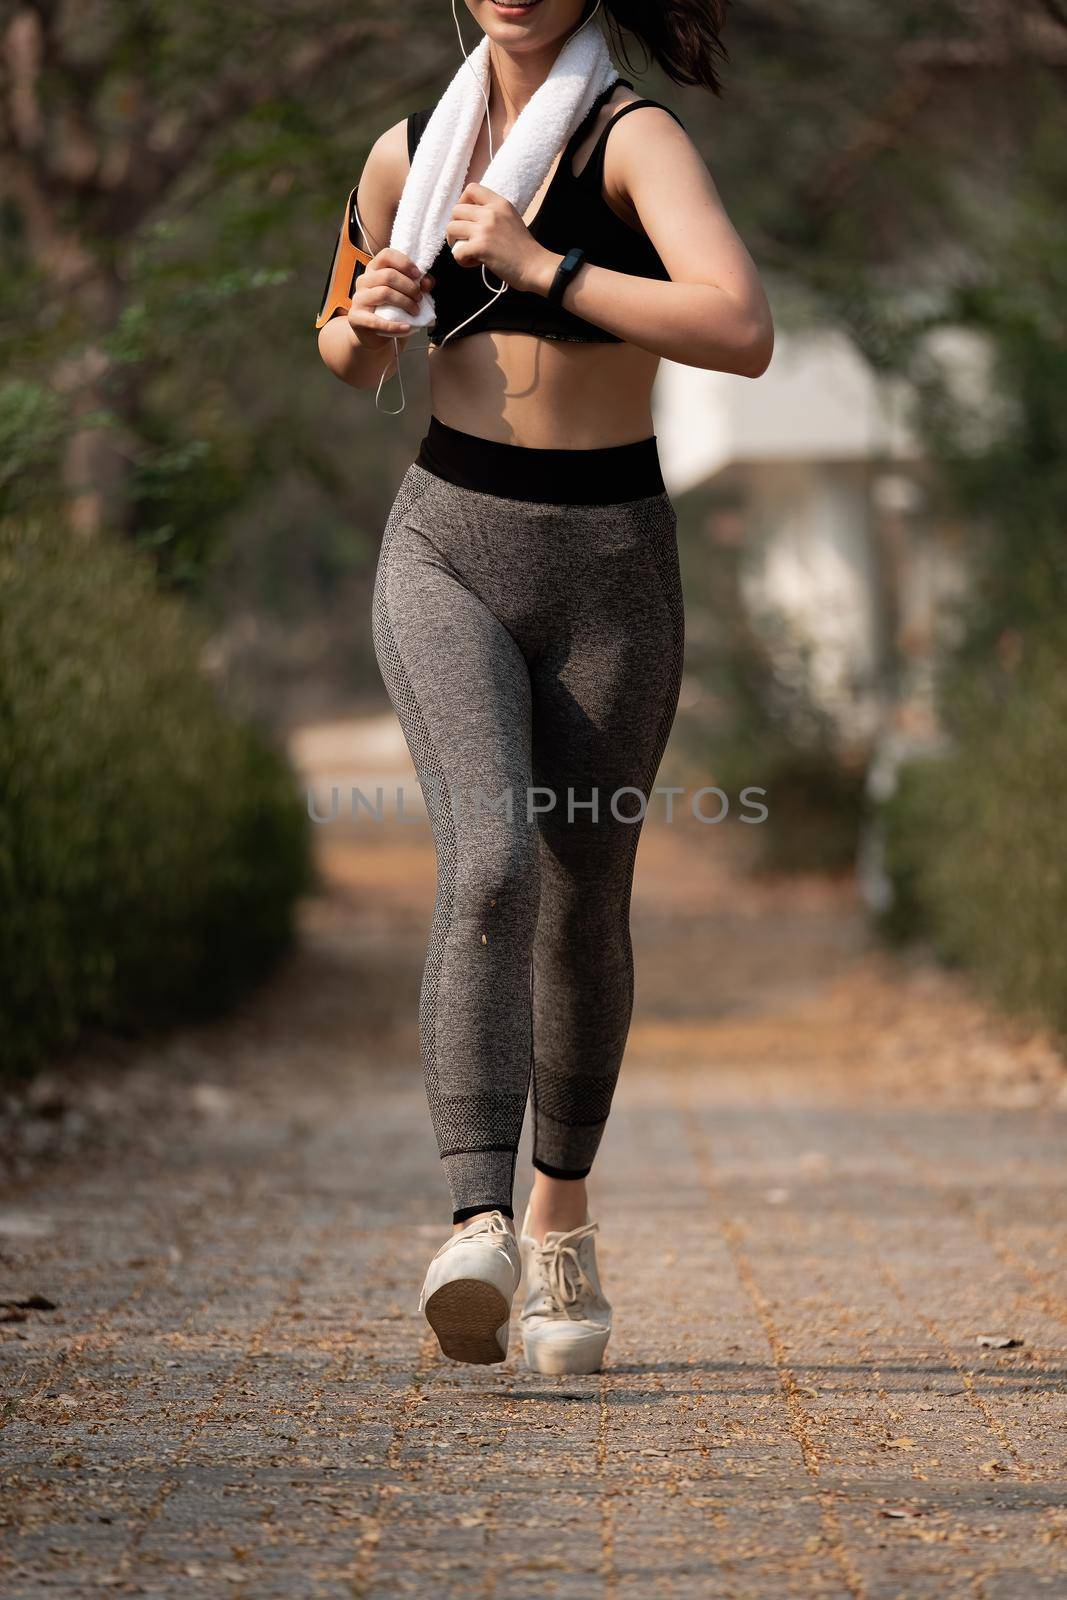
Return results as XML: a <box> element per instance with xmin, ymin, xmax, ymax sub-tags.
<box><xmin>50</xmin><ymin>266</ymin><xmax>134</xmax><ymax>540</ymax></box>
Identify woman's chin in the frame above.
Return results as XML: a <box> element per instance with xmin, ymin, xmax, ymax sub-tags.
<box><xmin>474</xmin><ymin>0</ymin><xmax>577</xmax><ymax>49</ymax></box>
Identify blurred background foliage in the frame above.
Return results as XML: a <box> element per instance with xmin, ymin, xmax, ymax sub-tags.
<box><xmin>1</xmin><ymin>0</ymin><xmax>1065</xmax><ymax>1068</ymax></box>
<box><xmin>0</xmin><ymin>513</ymin><xmax>314</xmax><ymax>1074</ymax></box>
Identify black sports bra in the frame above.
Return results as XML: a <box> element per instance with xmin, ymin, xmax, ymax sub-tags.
<box><xmin>405</xmin><ymin>79</ymin><xmax>684</xmax><ymax>347</ymax></box>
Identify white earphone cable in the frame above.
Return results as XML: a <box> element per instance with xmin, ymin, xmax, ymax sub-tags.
<box><xmin>439</xmin><ymin>0</ymin><xmax>604</xmax><ymax>346</ymax></box>
<box><xmin>357</xmin><ymin>0</ymin><xmax>605</xmax><ymax>411</ymax></box>
<box><xmin>433</xmin><ymin>0</ymin><xmax>509</xmax><ymax>347</ymax></box>
<box><xmin>352</xmin><ymin>185</ymin><xmax>415</xmax><ymax>415</ymax></box>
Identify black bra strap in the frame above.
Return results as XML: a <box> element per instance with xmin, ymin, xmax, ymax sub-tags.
<box><xmin>595</xmin><ymin>97</ymin><xmax>686</xmax><ymax>145</ymax></box>
<box><xmin>575</xmin><ymin>96</ymin><xmax>685</xmax><ymax>190</ymax></box>
<box><xmin>407</xmin><ymin>106</ymin><xmax>433</xmax><ymax>162</ymax></box>
<box><xmin>562</xmin><ymin>77</ymin><xmax>634</xmax><ymax>157</ymax></box>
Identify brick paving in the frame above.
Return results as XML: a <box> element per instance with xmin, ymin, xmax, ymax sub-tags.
<box><xmin>1</xmin><ymin>715</ymin><xmax>1065</xmax><ymax>1598</ymax></box>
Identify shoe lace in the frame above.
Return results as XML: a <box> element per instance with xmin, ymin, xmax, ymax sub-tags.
<box><xmin>418</xmin><ymin>1210</ymin><xmax>515</xmax><ymax>1316</ymax></box>
<box><xmin>443</xmin><ymin>1210</ymin><xmax>513</xmax><ymax>1255</ymax></box>
<box><xmin>533</xmin><ymin>1221</ymin><xmax>599</xmax><ymax>1315</ymax></box>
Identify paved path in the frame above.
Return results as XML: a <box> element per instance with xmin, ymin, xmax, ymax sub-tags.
<box><xmin>2</xmin><ymin>716</ymin><xmax>1065</xmax><ymax>1598</ymax></box>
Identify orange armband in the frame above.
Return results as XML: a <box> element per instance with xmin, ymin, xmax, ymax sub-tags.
<box><xmin>315</xmin><ymin>186</ymin><xmax>373</xmax><ymax>331</ymax></box>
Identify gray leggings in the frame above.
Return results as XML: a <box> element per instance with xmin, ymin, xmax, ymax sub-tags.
<box><xmin>372</xmin><ymin>455</ymin><xmax>684</xmax><ymax>1222</ymax></box>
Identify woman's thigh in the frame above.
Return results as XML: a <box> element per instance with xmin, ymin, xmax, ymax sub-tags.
<box><xmin>530</xmin><ymin>493</ymin><xmax>685</xmax><ymax>870</ymax></box>
<box><xmin>372</xmin><ymin>466</ymin><xmax>538</xmax><ymax>895</ymax></box>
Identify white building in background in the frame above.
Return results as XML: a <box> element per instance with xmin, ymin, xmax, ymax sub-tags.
<box><xmin>653</xmin><ymin>327</ymin><xmax>974</xmax><ymax>748</ymax></box>
<box><xmin>655</xmin><ymin>326</ymin><xmax>918</xmax><ymax>491</ymax></box>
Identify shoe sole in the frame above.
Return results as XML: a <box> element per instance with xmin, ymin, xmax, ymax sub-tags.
<box><xmin>522</xmin><ymin>1328</ymin><xmax>610</xmax><ymax>1376</ymax></box>
<box><xmin>423</xmin><ymin>1278</ymin><xmax>511</xmax><ymax>1365</ymax></box>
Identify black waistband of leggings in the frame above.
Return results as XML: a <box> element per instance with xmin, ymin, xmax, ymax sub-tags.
<box><xmin>415</xmin><ymin>415</ymin><xmax>666</xmax><ymax>505</ymax></box>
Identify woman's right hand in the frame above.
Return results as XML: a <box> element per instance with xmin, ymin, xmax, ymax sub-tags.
<box><xmin>348</xmin><ymin>249</ymin><xmax>434</xmax><ymax>348</ymax></box>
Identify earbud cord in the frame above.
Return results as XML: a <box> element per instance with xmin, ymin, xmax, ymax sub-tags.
<box><xmin>351</xmin><ymin>187</ymin><xmax>411</xmax><ymax>416</ymax></box>
<box><xmin>440</xmin><ymin>0</ymin><xmax>604</xmax><ymax>346</ymax></box>
<box><xmin>357</xmin><ymin>0</ymin><xmax>604</xmax><ymax>414</ymax></box>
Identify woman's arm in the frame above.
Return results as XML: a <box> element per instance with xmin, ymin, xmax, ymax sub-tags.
<box><xmin>449</xmin><ymin>108</ymin><xmax>774</xmax><ymax>377</ymax></box>
<box><xmin>552</xmin><ymin>106</ymin><xmax>774</xmax><ymax>375</ymax></box>
<box><xmin>316</xmin><ymin>118</ymin><xmax>434</xmax><ymax>390</ymax></box>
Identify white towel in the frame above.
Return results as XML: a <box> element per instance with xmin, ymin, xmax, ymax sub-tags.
<box><xmin>377</xmin><ymin>23</ymin><xmax>617</xmax><ymax>331</ymax></box>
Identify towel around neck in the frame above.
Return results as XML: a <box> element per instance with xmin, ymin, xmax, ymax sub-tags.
<box><xmin>378</xmin><ymin>24</ymin><xmax>618</xmax><ymax>331</ymax></box>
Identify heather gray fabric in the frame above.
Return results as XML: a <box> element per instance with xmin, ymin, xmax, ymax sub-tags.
<box><xmin>372</xmin><ymin>461</ymin><xmax>684</xmax><ymax>1220</ymax></box>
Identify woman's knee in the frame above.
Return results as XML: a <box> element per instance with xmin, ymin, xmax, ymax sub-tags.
<box><xmin>455</xmin><ymin>830</ymin><xmax>540</xmax><ymax>929</ymax></box>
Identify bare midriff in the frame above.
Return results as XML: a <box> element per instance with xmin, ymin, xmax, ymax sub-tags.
<box><xmin>415</xmin><ymin>83</ymin><xmax>663</xmax><ymax>451</ymax></box>
<box><xmin>426</xmin><ymin>331</ymin><xmax>661</xmax><ymax>449</ymax></box>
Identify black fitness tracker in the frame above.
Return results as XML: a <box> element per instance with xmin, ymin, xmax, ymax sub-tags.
<box><xmin>546</xmin><ymin>247</ymin><xmax>587</xmax><ymax>309</ymax></box>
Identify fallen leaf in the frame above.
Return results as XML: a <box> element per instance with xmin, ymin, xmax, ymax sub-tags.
<box><xmin>976</xmin><ymin>1335</ymin><xmax>1023</xmax><ymax>1349</ymax></box>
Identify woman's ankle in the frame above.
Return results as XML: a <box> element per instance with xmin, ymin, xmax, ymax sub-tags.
<box><xmin>524</xmin><ymin>1172</ymin><xmax>590</xmax><ymax>1240</ymax></box>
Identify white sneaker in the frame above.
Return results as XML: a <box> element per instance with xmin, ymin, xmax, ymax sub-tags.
<box><xmin>518</xmin><ymin>1201</ymin><xmax>613</xmax><ymax>1375</ymax></box>
<box><xmin>418</xmin><ymin>1211</ymin><xmax>522</xmax><ymax>1366</ymax></box>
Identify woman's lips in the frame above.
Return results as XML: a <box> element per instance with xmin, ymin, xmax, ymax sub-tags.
<box><xmin>490</xmin><ymin>0</ymin><xmax>545</xmax><ymax>15</ymax></box>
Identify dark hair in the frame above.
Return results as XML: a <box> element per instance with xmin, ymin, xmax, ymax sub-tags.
<box><xmin>596</xmin><ymin>1</ymin><xmax>729</xmax><ymax>95</ymax></box>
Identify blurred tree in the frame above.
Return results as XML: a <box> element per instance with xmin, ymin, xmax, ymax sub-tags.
<box><xmin>908</xmin><ymin>115</ymin><xmax>1067</xmax><ymax>677</ymax></box>
<box><xmin>663</xmin><ymin>0</ymin><xmax>1066</xmax><ymax>869</ymax></box>
<box><xmin>2</xmin><ymin>0</ymin><xmax>1063</xmax><ymax>719</ymax></box>
<box><xmin>1</xmin><ymin>0</ymin><xmax>443</xmax><ymax>544</ymax></box>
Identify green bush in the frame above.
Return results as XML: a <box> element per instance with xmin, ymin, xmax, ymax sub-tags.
<box><xmin>0</xmin><ymin>515</ymin><xmax>314</xmax><ymax>1077</ymax></box>
<box><xmin>710</xmin><ymin>737</ymin><xmax>867</xmax><ymax>876</ymax></box>
<box><xmin>872</xmin><ymin>755</ymin><xmax>948</xmax><ymax>948</ymax></box>
<box><xmin>879</xmin><ymin>629</ymin><xmax>1067</xmax><ymax>1040</ymax></box>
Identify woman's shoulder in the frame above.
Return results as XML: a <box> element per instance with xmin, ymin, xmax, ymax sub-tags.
<box><xmin>578</xmin><ymin>82</ymin><xmax>645</xmax><ymax>149</ymax></box>
<box><xmin>600</xmin><ymin>84</ymin><xmax>687</xmax><ymax>137</ymax></box>
<box><xmin>598</xmin><ymin>88</ymin><xmax>691</xmax><ymax>171</ymax></box>
<box><xmin>365</xmin><ymin>115</ymin><xmax>412</xmax><ymax>174</ymax></box>
<box><xmin>573</xmin><ymin>83</ymin><xmax>685</xmax><ymax>169</ymax></box>
<box><xmin>352</xmin><ymin>117</ymin><xmax>411</xmax><ymax>247</ymax></box>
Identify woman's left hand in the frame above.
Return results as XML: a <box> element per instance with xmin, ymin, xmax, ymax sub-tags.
<box><xmin>445</xmin><ymin>183</ymin><xmax>555</xmax><ymax>295</ymax></box>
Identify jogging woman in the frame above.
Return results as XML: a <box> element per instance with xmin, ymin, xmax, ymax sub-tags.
<box><xmin>317</xmin><ymin>0</ymin><xmax>772</xmax><ymax>1373</ymax></box>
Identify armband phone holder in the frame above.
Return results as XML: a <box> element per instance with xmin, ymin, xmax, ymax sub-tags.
<box><xmin>315</xmin><ymin>186</ymin><xmax>374</xmax><ymax>330</ymax></box>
